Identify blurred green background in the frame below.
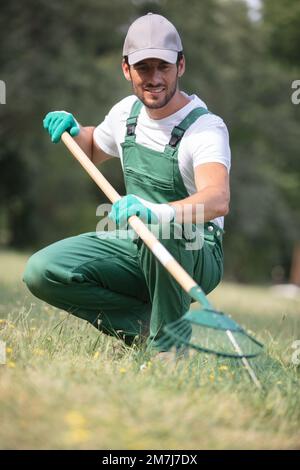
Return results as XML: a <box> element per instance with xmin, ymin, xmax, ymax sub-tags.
<box><xmin>0</xmin><ymin>0</ymin><xmax>299</xmax><ymax>284</ymax></box>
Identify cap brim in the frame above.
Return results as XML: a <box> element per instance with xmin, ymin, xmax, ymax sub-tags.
<box><xmin>128</xmin><ymin>49</ymin><xmax>178</xmax><ymax>65</ymax></box>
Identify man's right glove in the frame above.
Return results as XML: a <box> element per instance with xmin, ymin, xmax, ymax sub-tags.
<box><xmin>108</xmin><ymin>194</ymin><xmax>175</xmax><ymax>229</ymax></box>
<box><xmin>43</xmin><ymin>111</ymin><xmax>80</xmax><ymax>143</ymax></box>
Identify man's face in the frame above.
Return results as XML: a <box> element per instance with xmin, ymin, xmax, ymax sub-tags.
<box><xmin>122</xmin><ymin>58</ymin><xmax>185</xmax><ymax>109</ymax></box>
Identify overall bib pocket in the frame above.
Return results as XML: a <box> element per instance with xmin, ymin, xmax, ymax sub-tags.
<box><xmin>122</xmin><ymin>140</ymin><xmax>176</xmax><ymax>196</ymax></box>
<box><xmin>125</xmin><ymin>167</ymin><xmax>174</xmax><ymax>192</ymax></box>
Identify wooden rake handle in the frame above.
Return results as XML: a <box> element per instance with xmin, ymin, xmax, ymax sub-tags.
<box><xmin>61</xmin><ymin>132</ymin><xmax>197</xmax><ymax>294</ymax></box>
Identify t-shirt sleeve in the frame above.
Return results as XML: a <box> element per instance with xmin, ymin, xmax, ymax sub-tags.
<box><xmin>93</xmin><ymin>111</ymin><xmax>119</xmax><ymax>158</ymax></box>
<box><xmin>189</xmin><ymin>117</ymin><xmax>231</xmax><ymax>172</ymax></box>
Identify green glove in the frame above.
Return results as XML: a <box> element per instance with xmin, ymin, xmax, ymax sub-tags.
<box><xmin>108</xmin><ymin>195</ymin><xmax>159</xmax><ymax>228</ymax></box>
<box><xmin>43</xmin><ymin>111</ymin><xmax>80</xmax><ymax>143</ymax></box>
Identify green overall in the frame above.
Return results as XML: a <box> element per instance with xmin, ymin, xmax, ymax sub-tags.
<box><xmin>23</xmin><ymin>100</ymin><xmax>224</xmax><ymax>350</ymax></box>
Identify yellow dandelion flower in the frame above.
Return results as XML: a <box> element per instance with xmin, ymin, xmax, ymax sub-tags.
<box><xmin>219</xmin><ymin>365</ymin><xmax>229</xmax><ymax>372</ymax></box>
<box><xmin>33</xmin><ymin>348</ymin><xmax>45</xmax><ymax>356</ymax></box>
<box><xmin>64</xmin><ymin>411</ymin><xmax>87</xmax><ymax>428</ymax></box>
<box><xmin>0</xmin><ymin>319</ymin><xmax>6</xmax><ymax>324</ymax></box>
<box><xmin>119</xmin><ymin>367</ymin><xmax>127</xmax><ymax>374</ymax></box>
<box><xmin>65</xmin><ymin>428</ymin><xmax>90</xmax><ymax>444</ymax></box>
<box><xmin>7</xmin><ymin>361</ymin><xmax>16</xmax><ymax>368</ymax></box>
<box><xmin>6</xmin><ymin>347</ymin><xmax>13</xmax><ymax>354</ymax></box>
<box><xmin>93</xmin><ymin>351</ymin><xmax>100</xmax><ymax>360</ymax></box>
<box><xmin>209</xmin><ymin>374</ymin><xmax>215</xmax><ymax>382</ymax></box>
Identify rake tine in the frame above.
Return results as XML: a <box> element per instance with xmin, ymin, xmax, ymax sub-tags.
<box><xmin>226</xmin><ymin>330</ymin><xmax>262</xmax><ymax>389</ymax></box>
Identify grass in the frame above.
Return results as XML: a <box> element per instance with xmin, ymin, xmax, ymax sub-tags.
<box><xmin>0</xmin><ymin>249</ymin><xmax>300</xmax><ymax>449</ymax></box>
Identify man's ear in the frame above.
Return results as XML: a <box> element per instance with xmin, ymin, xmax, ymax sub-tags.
<box><xmin>122</xmin><ymin>60</ymin><xmax>131</xmax><ymax>82</ymax></box>
<box><xmin>177</xmin><ymin>55</ymin><xmax>186</xmax><ymax>78</ymax></box>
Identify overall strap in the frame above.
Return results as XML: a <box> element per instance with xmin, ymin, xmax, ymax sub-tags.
<box><xmin>125</xmin><ymin>99</ymin><xmax>143</xmax><ymax>141</ymax></box>
<box><xmin>165</xmin><ymin>107</ymin><xmax>211</xmax><ymax>156</ymax></box>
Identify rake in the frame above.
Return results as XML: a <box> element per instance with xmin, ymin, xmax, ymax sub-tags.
<box><xmin>61</xmin><ymin>132</ymin><xmax>263</xmax><ymax>389</ymax></box>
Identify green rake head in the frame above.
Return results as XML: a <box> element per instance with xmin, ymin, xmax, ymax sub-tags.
<box><xmin>159</xmin><ymin>286</ymin><xmax>264</xmax><ymax>359</ymax></box>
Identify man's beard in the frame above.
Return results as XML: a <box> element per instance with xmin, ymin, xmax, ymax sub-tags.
<box><xmin>132</xmin><ymin>77</ymin><xmax>179</xmax><ymax>109</ymax></box>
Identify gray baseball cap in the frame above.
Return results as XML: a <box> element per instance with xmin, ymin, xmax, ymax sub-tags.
<box><xmin>123</xmin><ymin>13</ymin><xmax>183</xmax><ymax>65</ymax></box>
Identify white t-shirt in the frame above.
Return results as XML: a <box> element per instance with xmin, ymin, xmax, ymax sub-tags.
<box><xmin>93</xmin><ymin>93</ymin><xmax>231</xmax><ymax>228</ymax></box>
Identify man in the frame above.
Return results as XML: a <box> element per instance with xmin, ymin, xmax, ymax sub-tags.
<box><xmin>23</xmin><ymin>13</ymin><xmax>231</xmax><ymax>352</ymax></box>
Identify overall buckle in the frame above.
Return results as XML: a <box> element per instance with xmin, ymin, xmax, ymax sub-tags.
<box><xmin>169</xmin><ymin>127</ymin><xmax>185</xmax><ymax>148</ymax></box>
<box><xmin>126</xmin><ymin>123</ymin><xmax>136</xmax><ymax>136</ymax></box>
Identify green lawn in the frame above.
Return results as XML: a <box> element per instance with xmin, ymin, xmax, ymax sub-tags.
<box><xmin>0</xmin><ymin>250</ymin><xmax>300</xmax><ymax>449</ymax></box>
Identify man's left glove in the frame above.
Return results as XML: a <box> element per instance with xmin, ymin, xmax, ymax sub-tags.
<box><xmin>108</xmin><ymin>194</ymin><xmax>175</xmax><ymax>228</ymax></box>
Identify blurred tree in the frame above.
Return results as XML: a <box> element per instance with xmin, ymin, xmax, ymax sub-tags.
<box><xmin>262</xmin><ymin>0</ymin><xmax>300</xmax><ymax>284</ymax></box>
<box><xmin>263</xmin><ymin>0</ymin><xmax>300</xmax><ymax>66</ymax></box>
<box><xmin>0</xmin><ymin>0</ymin><xmax>134</xmax><ymax>247</ymax></box>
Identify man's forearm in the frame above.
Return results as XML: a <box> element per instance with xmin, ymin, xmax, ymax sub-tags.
<box><xmin>73</xmin><ymin>126</ymin><xmax>95</xmax><ymax>161</ymax></box>
<box><xmin>170</xmin><ymin>187</ymin><xmax>230</xmax><ymax>224</ymax></box>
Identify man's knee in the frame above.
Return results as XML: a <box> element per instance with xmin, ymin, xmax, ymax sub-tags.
<box><xmin>23</xmin><ymin>251</ymin><xmax>51</xmax><ymax>299</ymax></box>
